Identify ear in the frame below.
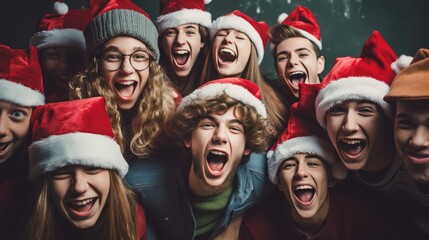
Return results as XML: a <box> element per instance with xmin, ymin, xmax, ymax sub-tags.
<box><xmin>317</xmin><ymin>55</ymin><xmax>325</xmax><ymax>75</ymax></box>
<box><xmin>243</xmin><ymin>148</ymin><xmax>251</xmax><ymax>156</ymax></box>
<box><xmin>185</xmin><ymin>139</ymin><xmax>191</xmax><ymax>149</ymax></box>
<box><xmin>277</xmin><ymin>184</ymin><xmax>285</xmax><ymax>192</ymax></box>
<box><xmin>200</xmin><ymin>41</ymin><xmax>205</xmax><ymax>49</ymax></box>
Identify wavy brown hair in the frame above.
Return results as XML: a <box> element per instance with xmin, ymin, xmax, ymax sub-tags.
<box><xmin>172</xmin><ymin>93</ymin><xmax>275</xmax><ymax>153</ymax></box>
<box><xmin>69</xmin><ymin>46</ymin><xmax>177</xmax><ymax>159</ymax></box>
<box><xmin>22</xmin><ymin>170</ymin><xmax>138</xmax><ymax>240</ymax></box>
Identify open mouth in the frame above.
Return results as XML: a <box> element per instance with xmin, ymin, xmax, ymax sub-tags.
<box><xmin>294</xmin><ymin>185</ymin><xmax>315</xmax><ymax>204</ymax></box>
<box><xmin>405</xmin><ymin>151</ymin><xmax>429</xmax><ymax>164</ymax></box>
<box><xmin>114</xmin><ymin>80</ymin><xmax>137</xmax><ymax>98</ymax></box>
<box><xmin>288</xmin><ymin>71</ymin><xmax>307</xmax><ymax>89</ymax></box>
<box><xmin>173</xmin><ymin>50</ymin><xmax>190</xmax><ymax>66</ymax></box>
<box><xmin>67</xmin><ymin>197</ymin><xmax>97</xmax><ymax>218</ymax></box>
<box><xmin>206</xmin><ymin>150</ymin><xmax>228</xmax><ymax>176</ymax></box>
<box><xmin>339</xmin><ymin>139</ymin><xmax>366</xmax><ymax>156</ymax></box>
<box><xmin>0</xmin><ymin>142</ymin><xmax>12</xmax><ymax>156</ymax></box>
<box><xmin>219</xmin><ymin>48</ymin><xmax>237</xmax><ymax>63</ymax></box>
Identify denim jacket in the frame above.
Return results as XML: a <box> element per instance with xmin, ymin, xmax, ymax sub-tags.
<box><xmin>125</xmin><ymin>151</ymin><xmax>273</xmax><ymax>240</ymax></box>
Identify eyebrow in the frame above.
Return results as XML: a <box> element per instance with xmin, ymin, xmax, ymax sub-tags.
<box><xmin>103</xmin><ymin>46</ymin><xmax>147</xmax><ymax>52</ymax></box>
<box><xmin>184</xmin><ymin>25</ymin><xmax>198</xmax><ymax>30</ymax></box>
<box><xmin>203</xmin><ymin>115</ymin><xmax>244</xmax><ymax>125</ymax></box>
<box><xmin>276</xmin><ymin>47</ymin><xmax>311</xmax><ymax>57</ymax></box>
<box><xmin>395</xmin><ymin>113</ymin><xmax>412</xmax><ymax>119</ymax></box>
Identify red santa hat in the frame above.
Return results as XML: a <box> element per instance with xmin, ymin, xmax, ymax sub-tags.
<box><xmin>155</xmin><ymin>0</ymin><xmax>212</xmax><ymax>34</ymax></box>
<box><xmin>277</xmin><ymin>5</ymin><xmax>322</xmax><ymax>50</ymax></box>
<box><xmin>180</xmin><ymin>77</ymin><xmax>267</xmax><ymax>118</ymax></box>
<box><xmin>315</xmin><ymin>31</ymin><xmax>397</xmax><ymax>128</ymax></box>
<box><xmin>29</xmin><ymin>1</ymin><xmax>91</xmax><ymax>50</ymax></box>
<box><xmin>268</xmin><ymin>83</ymin><xmax>347</xmax><ymax>184</ymax></box>
<box><xmin>28</xmin><ymin>97</ymin><xmax>128</xmax><ymax>181</ymax></box>
<box><xmin>84</xmin><ymin>0</ymin><xmax>160</xmax><ymax>61</ymax></box>
<box><xmin>0</xmin><ymin>45</ymin><xmax>44</xmax><ymax>107</ymax></box>
<box><xmin>210</xmin><ymin>10</ymin><xmax>269</xmax><ymax>64</ymax></box>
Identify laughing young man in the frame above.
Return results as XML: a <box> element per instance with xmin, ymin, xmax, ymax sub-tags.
<box><xmin>172</xmin><ymin>77</ymin><xmax>274</xmax><ymax>239</ymax></box>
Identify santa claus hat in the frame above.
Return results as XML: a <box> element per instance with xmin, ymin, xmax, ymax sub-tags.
<box><xmin>29</xmin><ymin>1</ymin><xmax>91</xmax><ymax>50</ymax></box>
<box><xmin>180</xmin><ymin>77</ymin><xmax>267</xmax><ymax>118</ymax></box>
<box><xmin>28</xmin><ymin>97</ymin><xmax>128</xmax><ymax>181</ymax></box>
<box><xmin>84</xmin><ymin>0</ymin><xmax>159</xmax><ymax>61</ymax></box>
<box><xmin>277</xmin><ymin>5</ymin><xmax>322</xmax><ymax>50</ymax></box>
<box><xmin>268</xmin><ymin>83</ymin><xmax>347</xmax><ymax>184</ymax></box>
<box><xmin>0</xmin><ymin>45</ymin><xmax>44</xmax><ymax>107</ymax></box>
<box><xmin>315</xmin><ymin>31</ymin><xmax>397</xmax><ymax>128</ymax></box>
<box><xmin>155</xmin><ymin>0</ymin><xmax>212</xmax><ymax>34</ymax></box>
<box><xmin>210</xmin><ymin>10</ymin><xmax>269</xmax><ymax>64</ymax></box>
<box><xmin>385</xmin><ymin>48</ymin><xmax>429</xmax><ymax>101</ymax></box>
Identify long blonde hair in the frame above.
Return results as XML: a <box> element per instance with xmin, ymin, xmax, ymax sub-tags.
<box><xmin>69</xmin><ymin>47</ymin><xmax>177</xmax><ymax>159</ymax></box>
<box><xmin>22</xmin><ymin>170</ymin><xmax>138</xmax><ymax>240</ymax></box>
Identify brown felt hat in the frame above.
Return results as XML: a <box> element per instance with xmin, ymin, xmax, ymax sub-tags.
<box><xmin>384</xmin><ymin>48</ymin><xmax>429</xmax><ymax>101</ymax></box>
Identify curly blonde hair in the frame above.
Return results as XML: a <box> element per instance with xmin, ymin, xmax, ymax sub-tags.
<box><xmin>69</xmin><ymin>48</ymin><xmax>177</xmax><ymax>159</ymax></box>
<box><xmin>172</xmin><ymin>93</ymin><xmax>275</xmax><ymax>153</ymax></box>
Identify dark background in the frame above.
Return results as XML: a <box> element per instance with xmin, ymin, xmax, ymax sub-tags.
<box><xmin>1</xmin><ymin>0</ymin><xmax>428</xmax><ymax>78</ymax></box>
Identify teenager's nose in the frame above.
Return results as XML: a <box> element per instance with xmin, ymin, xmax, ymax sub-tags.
<box><xmin>409</xmin><ymin>126</ymin><xmax>429</xmax><ymax>149</ymax></box>
<box><xmin>71</xmin><ymin>170</ymin><xmax>89</xmax><ymax>194</ymax></box>
<box><xmin>342</xmin><ymin>111</ymin><xmax>359</xmax><ymax>133</ymax></box>
<box><xmin>212</xmin><ymin>126</ymin><xmax>228</xmax><ymax>144</ymax></box>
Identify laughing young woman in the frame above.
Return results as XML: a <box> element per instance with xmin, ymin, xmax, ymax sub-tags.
<box><xmin>23</xmin><ymin>97</ymin><xmax>146</xmax><ymax>240</ymax></box>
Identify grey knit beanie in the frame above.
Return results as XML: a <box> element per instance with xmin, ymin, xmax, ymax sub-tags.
<box><xmin>84</xmin><ymin>0</ymin><xmax>159</xmax><ymax>62</ymax></box>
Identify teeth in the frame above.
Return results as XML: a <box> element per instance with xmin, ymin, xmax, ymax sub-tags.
<box><xmin>174</xmin><ymin>50</ymin><xmax>189</xmax><ymax>55</ymax></box>
<box><xmin>220</xmin><ymin>48</ymin><xmax>235</xmax><ymax>55</ymax></box>
<box><xmin>342</xmin><ymin>140</ymin><xmax>363</xmax><ymax>145</ymax></box>
<box><xmin>295</xmin><ymin>185</ymin><xmax>313</xmax><ymax>190</ymax></box>
<box><xmin>117</xmin><ymin>80</ymin><xmax>135</xmax><ymax>86</ymax></box>
<box><xmin>288</xmin><ymin>71</ymin><xmax>305</xmax><ymax>77</ymax></box>
<box><xmin>210</xmin><ymin>150</ymin><xmax>226</xmax><ymax>156</ymax></box>
<box><xmin>72</xmin><ymin>198</ymin><xmax>94</xmax><ymax>206</ymax></box>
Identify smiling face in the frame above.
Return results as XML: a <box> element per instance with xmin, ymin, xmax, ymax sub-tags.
<box><xmin>0</xmin><ymin>101</ymin><xmax>32</xmax><ymax>164</ymax></box>
<box><xmin>49</xmin><ymin>166</ymin><xmax>110</xmax><ymax>229</ymax></box>
<box><xmin>186</xmin><ymin>107</ymin><xmax>251</xmax><ymax>196</ymax></box>
<box><xmin>278</xmin><ymin>153</ymin><xmax>330</xmax><ymax>221</ymax></box>
<box><xmin>161</xmin><ymin>23</ymin><xmax>205</xmax><ymax>77</ymax></box>
<box><xmin>212</xmin><ymin>29</ymin><xmax>252</xmax><ymax>78</ymax></box>
<box><xmin>275</xmin><ymin>37</ymin><xmax>324</xmax><ymax>98</ymax></box>
<box><xmin>326</xmin><ymin>100</ymin><xmax>388</xmax><ymax>171</ymax></box>
<box><xmin>394</xmin><ymin>100</ymin><xmax>429</xmax><ymax>183</ymax></box>
<box><xmin>40</xmin><ymin>47</ymin><xmax>86</xmax><ymax>92</ymax></box>
<box><xmin>100</xmin><ymin>36</ymin><xmax>151</xmax><ymax>110</ymax></box>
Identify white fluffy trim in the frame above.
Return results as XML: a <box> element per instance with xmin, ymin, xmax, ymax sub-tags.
<box><xmin>156</xmin><ymin>9</ymin><xmax>212</xmax><ymax>34</ymax></box>
<box><xmin>29</xmin><ymin>28</ymin><xmax>85</xmax><ymax>50</ymax></box>
<box><xmin>277</xmin><ymin>13</ymin><xmax>288</xmax><ymax>24</ymax></box>
<box><xmin>0</xmin><ymin>79</ymin><xmax>44</xmax><ymax>106</ymax></box>
<box><xmin>211</xmin><ymin>14</ymin><xmax>265</xmax><ymax>64</ymax></box>
<box><xmin>293</xmin><ymin>27</ymin><xmax>322</xmax><ymax>50</ymax></box>
<box><xmin>53</xmin><ymin>1</ymin><xmax>69</xmax><ymax>15</ymax></box>
<box><xmin>28</xmin><ymin>133</ymin><xmax>128</xmax><ymax>181</ymax></box>
<box><xmin>315</xmin><ymin>77</ymin><xmax>391</xmax><ymax>128</ymax></box>
<box><xmin>391</xmin><ymin>54</ymin><xmax>413</xmax><ymax>74</ymax></box>
<box><xmin>180</xmin><ymin>83</ymin><xmax>267</xmax><ymax>118</ymax></box>
<box><xmin>268</xmin><ymin>136</ymin><xmax>347</xmax><ymax>184</ymax></box>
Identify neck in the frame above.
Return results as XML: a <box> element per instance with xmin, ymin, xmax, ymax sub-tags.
<box><xmin>291</xmin><ymin>195</ymin><xmax>329</xmax><ymax>237</ymax></box>
<box><xmin>363</xmin><ymin>141</ymin><xmax>395</xmax><ymax>172</ymax></box>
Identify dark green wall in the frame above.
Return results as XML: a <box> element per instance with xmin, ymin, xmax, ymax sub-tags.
<box><xmin>2</xmin><ymin>0</ymin><xmax>428</xmax><ymax>78</ymax></box>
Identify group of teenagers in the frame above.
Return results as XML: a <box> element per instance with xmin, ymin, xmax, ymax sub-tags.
<box><xmin>1</xmin><ymin>0</ymin><xmax>428</xmax><ymax>239</ymax></box>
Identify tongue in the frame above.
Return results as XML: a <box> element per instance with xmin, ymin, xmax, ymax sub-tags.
<box><xmin>116</xmin><ymin>84</ymin><xmax>134</xmax><ymax>97</ymax></box>
<box><xmin>296</xmin><ymin>190</ymin><xmax>313</xmax><ymax>203</ymax></box>
<box><xmin>208</xmin><ymin>161</ymin><xmax>224</xmax><ymax>172</ymax></box>
<box><xmin>343</xmin><ymin>143</ymin><xmax>363</xmax><ymax>156</ymax></box>
<box><xmin>291</xmin><ymin>79</ymin><xmax>301</xmax><ymax>88</ymax></box>
<box><xmin>71</xmin><ymin>202</ymin><xmax>93</xmax><ymax>213</ymax></box>
<box><xmin>175</xmin><ymin>54</ymin><xmax>188</xmax><ymax>65</ymax></box>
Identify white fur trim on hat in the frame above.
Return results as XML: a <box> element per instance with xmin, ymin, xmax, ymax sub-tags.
<box><xmin>156</xmin><ymin>8</ymin><xmax>212</xmax><ymax>34</ymax></box>
<box><xmin>180</xmin><ymin>83</ymin><xmax>267</xmax><ymax>118</ymax></box>
<box><xmin>292</xmin><ymin>26</ymin><xmax>322</xmax><ymax>50</ymax></box>
<box><xmin>391</xmin><ymin>54</ymin><xmax>413</xmax><ymax>74</ymax></box>
<box><xmin>268</xmin><ymin>136</ymin><xmax>347</xmax><ymax>184</ymax></box>
<box><xmin>0</xmin><ymin>79</ymin><xmax>44</xmax><ymax>107</ymax></box>
<box><xmin>30</xmin><ymin>28</ymin><xmax>86</xmax><ymax>50</ymax></box>
<box><xmin>315</xmin><ymin>77</ymin><xmax>391</xmax><ymax>128</ymax></box>
<box><xmin>28</xmin><ymin>133</ymin><xmax>128</xmax><ymax>181</ymax></box>
<box><xmin>210</xmin><ymin>15</ymin><xmax>265</xmax><ymax>64</ymax></box>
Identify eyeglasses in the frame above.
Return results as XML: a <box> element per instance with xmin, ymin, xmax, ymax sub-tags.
<box><xmin>100</xmin><ymin>49</ymin><xmax>153</xmax><ymax>71</ymax></box>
